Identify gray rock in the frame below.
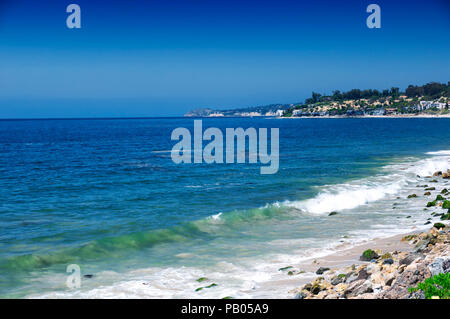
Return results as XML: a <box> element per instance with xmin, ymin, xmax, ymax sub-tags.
<box><xmin>315</xmin><ymin>267</ymin><xmax>330</xmax><ymax>275</ymax></box>
<box><xmin>414</xmin><ymin>239</ymin><xmax>430</xmax><ymax>252</ymax></box>
<box><xmin>294</xmin><ymin>292</ymin><xmax>307</xmax><ymax>299</ymax></box>
<box><xmin>428</xmin><ymin>257</ymin><xmax>450</xmax><ymax>276</ymax></box>
<box><xmin>328</xmin><ymin>212</ymin><xmax>338</xmax><ymax>216</ymax></box>
<box><xmin>385</xmin><ymin>277</ymin><xmax>394</xmax><ymax>286</ymax></box>
<box><xmin>344</xmin><ymin>272</ymin><xmax>358</xmax><ymax>284</ymax></box>
<box><xmin>400</xmin><ymin>253</ymin><xmax>420</xmax><ymax>266</ymax></box>
<box><xmin>378</xmin><ymin>263</ymin><xmax>431</xmax><ymax>299</ymax></box>
<box><xmin>409</xmin><ymin>291</ymin><xmax>426</xmax><ymax>299</ymax></box>
<box><xmin>344</xmin><ymin>279</ymin><xmax>373</xmax><ymax>298</ymax></box>
<box><xmin>310</xmin><ymin>285</ymin><xmax>321</xmax><ymax>295</ymax></box>
<box><xmin>331</xmin><ymin>276</ymin><xmax>343</xmax><ymax>285</ymax></box>
<box><xmin>356</xmin><ymin>269</ymin><xmax>370</xmax><ymax>281</ymax></box>
<box><xmin>383</xmin><ymin>258</ymin><xmax>394</xmax><ymax>265</ymax></box>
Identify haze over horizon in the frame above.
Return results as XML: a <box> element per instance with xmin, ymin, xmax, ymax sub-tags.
<box><xmin>0</xmin><ymin>0</ymin><xmax>449</xmax><ymax>118</ymax></box>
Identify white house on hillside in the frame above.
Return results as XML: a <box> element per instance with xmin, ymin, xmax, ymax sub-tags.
<box><xmin>419</xmin><ymin>101</ymin><xmax>447</xmax><ymax>111</ymax></box>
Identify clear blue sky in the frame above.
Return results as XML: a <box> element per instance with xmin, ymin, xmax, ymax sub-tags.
<box><xmin>0</xmin><ymin>0</ymin><xmax>449</xmax><ymax>118</ymax></box>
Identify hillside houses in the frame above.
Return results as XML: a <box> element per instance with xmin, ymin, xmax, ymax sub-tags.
<box><xmin>418</xmin><ymin>101</ymin><xmax>447</xmax><ymax>111</ymax></box>
<box><xmin>265</xmin><ymin>109</ymin><xmax>285</xmax><ymax>117</ymax></box>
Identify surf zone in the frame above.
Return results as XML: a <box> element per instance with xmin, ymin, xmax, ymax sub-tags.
<box><xmin>170</xmin><ymin>120</ymin><xmax>279</xmax><ymax>174</ymax></box>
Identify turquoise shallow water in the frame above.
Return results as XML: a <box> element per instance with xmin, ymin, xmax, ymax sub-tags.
<box><xmin>0</xmin><ymin>117</ymin><xmax>449</xmax><ymax>298</ymax></box>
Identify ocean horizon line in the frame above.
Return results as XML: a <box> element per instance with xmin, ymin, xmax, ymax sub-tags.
<box><xmin>0</xmin><ymin>116</ymin><xmax>283</xmax><ymax>121</ymax></box>
<box><xmin>0</xmin><ymin>116</ymin><xmax>187</xmax><ymax>121</ymax></box>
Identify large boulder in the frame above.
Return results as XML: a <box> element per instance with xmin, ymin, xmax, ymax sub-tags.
<box><xmin>377</xmin><ymin>262</ymin><xmax>431</xmax><ymax>299</ymax></box>
<box><xmin>302</xmin><ymin>277</ymin><xmax>332</xmax><ymax>296</ymax></box>
<box><xmin>360</xmin><ymin>249</ymin><xmax>379</xmax><ymax>261</ymax></box>
<box><xmin>433</xmin><ymin>222</ymin><xmax>446</xmax><ymax>229</ymax></box>
<box><xmin>356</xmin><ymin>268</ymin><xmax>370</xmax><ymax>281</ymax></box>
<box><xmin>399</xmin><ymin>253</ymin><xmax>420</xmax><ymax>266</ymax></box>
<box><xmin>426</xmin><ymin>200</ymin><xmax>437</xmax><ymax>207</ymax></box>
<box><xmin>344</xmin><ymin>279</ymin><xmax>373</xmax><ymax>298</ymax></box>
<box><xmin>331</xmin><ymin>274</ymin><xmax>346</xmax><ymax>285</ymax></box>
<box><xmin>443</xmin><ymin>200</ymin><xmax>450</xmax><ymax>209</ymax></box>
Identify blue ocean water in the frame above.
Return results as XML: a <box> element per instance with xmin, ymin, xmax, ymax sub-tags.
<box><xmin>0</xmin><ymin>117</ymin><xmax>449</xmax><ymax>298</ymax></box>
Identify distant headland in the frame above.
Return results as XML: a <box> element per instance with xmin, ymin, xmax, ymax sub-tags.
<box><xmin>185</xmin><ymin>82</ymin><xmax>449</xmax><ymax>118</ymax></box>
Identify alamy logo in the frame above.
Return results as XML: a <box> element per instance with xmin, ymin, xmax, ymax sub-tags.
<box><xmin>366</xmin><ymin>4</ymin><xmax>381</xmax><ymax>29</ymax></box>
<box><xmin>66</xmin><ymin>264</ymin><xmax>81</xmax><ymax>289</ymax></box>
<box><xmin>66</xmin><ymin>4</ymin><xmax>81</xmax><ymax>29</ymax></box>
<box><xmin>171</xmin><ymin>120</ymin><xmax>279</xmax><ymax>174</ymax></box>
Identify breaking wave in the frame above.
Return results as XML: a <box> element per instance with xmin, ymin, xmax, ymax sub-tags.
<box><xmin>278</xmin><ymin>149</ymin><xmax>450</xmax><ymax>215</ymax></box>
<box><xmin>281</xmin><ymin>180</ymin><xmax>405</xmax><ymax>215</ymax></box>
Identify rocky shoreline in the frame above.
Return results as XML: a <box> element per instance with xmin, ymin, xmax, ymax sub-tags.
<box><xmin>291</xmin><ymin>170</ymin><xmax>450</xmax><ymax>299</ymax></box>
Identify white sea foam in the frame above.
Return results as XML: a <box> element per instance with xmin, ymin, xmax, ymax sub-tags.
<box><xmin>278</xmin><ymin>150</ymin><xmax>449</xmax><ymax>215</ymax></box>
<box><xmin>408</xmin><ymin>157</ymin><xmax>450</xmax><ymax>176</ymax></box>
<box><xmin>282</xmin><ymin>180</ymin><xmax>405</xmax><ymax>215</ymax></box>
<box><xmin>426</xmin><ymin>150</ymin><xmax>450</xmax><ymax>156</ymax></box>
<box><xmin>29</xmin><ymin>150</ymin><xmax>450</xmax><ymax>299</ymax></box>
<box><xmin>210</xmin><ymin>212</ymin><xmax>222</xmax><ymax>220</ymax></box>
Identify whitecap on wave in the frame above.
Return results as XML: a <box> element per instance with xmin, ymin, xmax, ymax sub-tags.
<box><xmin>276</xmin><ymin>149</ymin><xmax>450</xmax><ymax>215</ymax></box>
